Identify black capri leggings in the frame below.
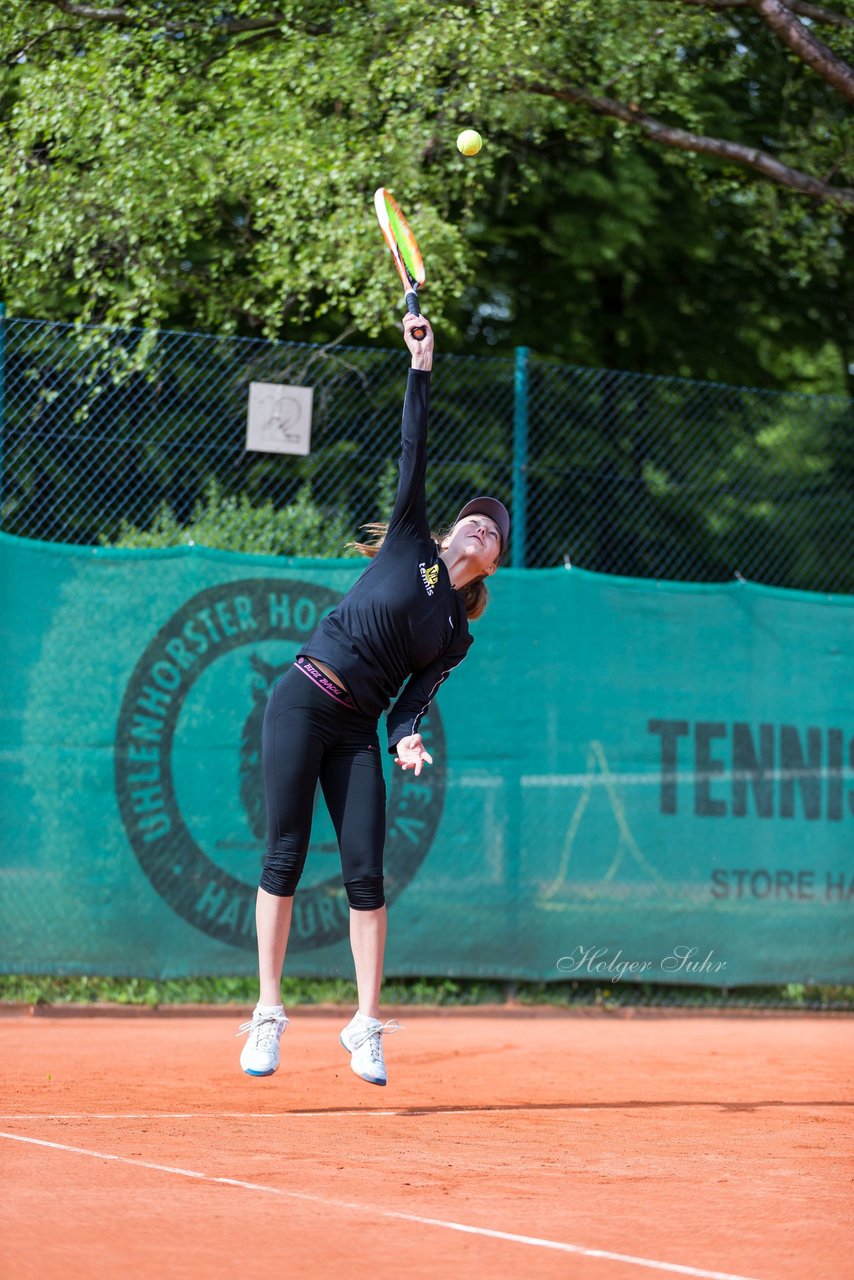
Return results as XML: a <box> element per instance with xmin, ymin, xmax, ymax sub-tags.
<box><xmin>260</xmin><ymin>662</ymin><xmax>387</xmax><ymax>910</ymax></box>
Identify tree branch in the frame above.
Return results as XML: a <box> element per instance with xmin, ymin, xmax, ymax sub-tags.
<box><xmin>45</xmin><ymin>1</ymin><xmax>135</xmax><ymax>21</ymax></box>
<box><xmin>656</xmin><ymin>0</ymin><xmax>854</xmax><ymax>30</ymax></box>
<box><xmin>198</xmin><ymin>27</ymin><xmax>284</xmax><ymax>76</ymax></box>
<box><xmin>746</xmin><ymin>0</ymin><xmax>854</xmax><ymax>101</ymax></box>
<box><xmin>45</xmin><ymin>1</ymin><xmax>287</xmax><ymax>36</ymax></box>
<box><xmin>5</xmin><ymin>23</ymin><xmax>78</xmax><ymax>65</ymax></box>
<box><xmin>526</xmin><ymin>80</ymin><xmax>854</xmax><ymax>207</ymax></box>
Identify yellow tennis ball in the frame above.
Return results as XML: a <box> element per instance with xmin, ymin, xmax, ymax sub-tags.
<box><xmin>456</xmin><ymin>129</ymin><xmax>483</xmax><ymax>156</ymax></box>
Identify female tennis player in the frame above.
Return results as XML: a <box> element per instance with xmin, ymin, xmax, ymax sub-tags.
<box><xmin>238</xmin><ymin>311</ymin><xmax>509</xmax><ymax>1086</ymax></box>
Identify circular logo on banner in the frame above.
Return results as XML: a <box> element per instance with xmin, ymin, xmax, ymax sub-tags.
<box><xmin>114</xmin><ymin>579</ymin><xmax>445</xmax><ymax>951</ymax></box>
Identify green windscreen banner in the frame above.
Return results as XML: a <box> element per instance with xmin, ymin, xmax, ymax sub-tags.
<box><xmin>2</xmin><ymin>531</ymin><xmax>852</xmax><ymax>985</ymax></box>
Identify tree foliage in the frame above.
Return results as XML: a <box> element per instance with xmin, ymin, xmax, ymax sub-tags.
<box><xmin>0</xmin><ymin>1</ymin><xmax>851</xmax><ymax>387</ymax></box>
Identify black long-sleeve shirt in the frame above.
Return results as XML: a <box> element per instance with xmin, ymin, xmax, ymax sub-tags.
<box><xmin>300</xmin><ymin>367</ymin><xmax>472</xmax><ymax>750</ymax></box>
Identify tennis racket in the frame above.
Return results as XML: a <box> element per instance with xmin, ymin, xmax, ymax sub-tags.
<box><xmin>374</xmin><ymin>187</ymin><xmax>427</xmax><ymax>340</ymax></box>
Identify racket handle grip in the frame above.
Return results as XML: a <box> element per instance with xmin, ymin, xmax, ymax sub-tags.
<box><xmin>405</xmin><ymin>289</ymin><xmax>426</xmax><ymax>341</ymax></box>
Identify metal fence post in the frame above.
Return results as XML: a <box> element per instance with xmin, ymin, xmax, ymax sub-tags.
<box><xmin>0</xmin><ymin>302</ymin><xmax>5</xmax><ymax>530</ymax></box>
<box><xmin>512</xmin><ymin>346</ymin><xmax>529</xmax><ymax>568</ymax></box>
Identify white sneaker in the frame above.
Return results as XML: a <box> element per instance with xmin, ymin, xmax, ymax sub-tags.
<box><xmin>339</xmin><ymin>1013</ymin><xmax>401</xmax><ymax>1086</ymax></box>
<box><xmin>237</xmin><ymin>1006</ymin><xmax>288</xmax><ymax>1076</ymax></box>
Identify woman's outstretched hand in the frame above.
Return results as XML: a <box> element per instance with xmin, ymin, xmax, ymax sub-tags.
<box><xmin>403</xmin><ymin>312</ymin><xmax>433</xmax><ymax>371</ymax></box>
<box><xmin>394</xmin><ymin>734</ymin><xmax>434</xmax><ymax>777</ymax></box>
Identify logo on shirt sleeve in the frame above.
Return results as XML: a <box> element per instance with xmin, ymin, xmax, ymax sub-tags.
<box><xmin>419</xmin><ymin>562</ymin><xmax>439</xmax><ymax>595</ymax></box>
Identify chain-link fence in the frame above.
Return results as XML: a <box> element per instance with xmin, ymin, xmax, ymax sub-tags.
<box><xmin>2</xmin><ymin>314</ymin><xmax>852</xmax><ymax>592</ymax></box>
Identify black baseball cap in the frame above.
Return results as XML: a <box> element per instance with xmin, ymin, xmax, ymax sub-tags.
<box><xmin>454</xmin><ymin>497</ymin><xmax>510</xmax><ymax>555</ymax></box>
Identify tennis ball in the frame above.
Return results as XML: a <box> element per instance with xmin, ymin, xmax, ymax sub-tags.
<box><xmin>456</xmin><ymin>129</ymin><xmax>483</xmax><ymax>157</ymax></box>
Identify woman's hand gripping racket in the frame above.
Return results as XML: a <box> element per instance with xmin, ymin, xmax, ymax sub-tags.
<box><xmin>374</xmin><ymin>187</ymin><xmax>427</xmax><ymax>340</ymax></box>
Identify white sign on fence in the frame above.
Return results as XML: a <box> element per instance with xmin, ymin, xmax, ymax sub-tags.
<box><xmin>246</xmin><ymin>382</ymin><xmax>313</xmax><ymax>456</ymax></box>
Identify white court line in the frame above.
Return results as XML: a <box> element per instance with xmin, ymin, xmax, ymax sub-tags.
<box><xmin>1</xmin><ymin>1129</ymin><xmax>762</xmax><ymax>1280</ymax></box>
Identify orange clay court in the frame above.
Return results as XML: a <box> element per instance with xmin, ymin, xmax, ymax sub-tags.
<box><xmin>0</xmin><ymin>1005</ymin><xmax>851</xmax><ymax>1280</ymax></box>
